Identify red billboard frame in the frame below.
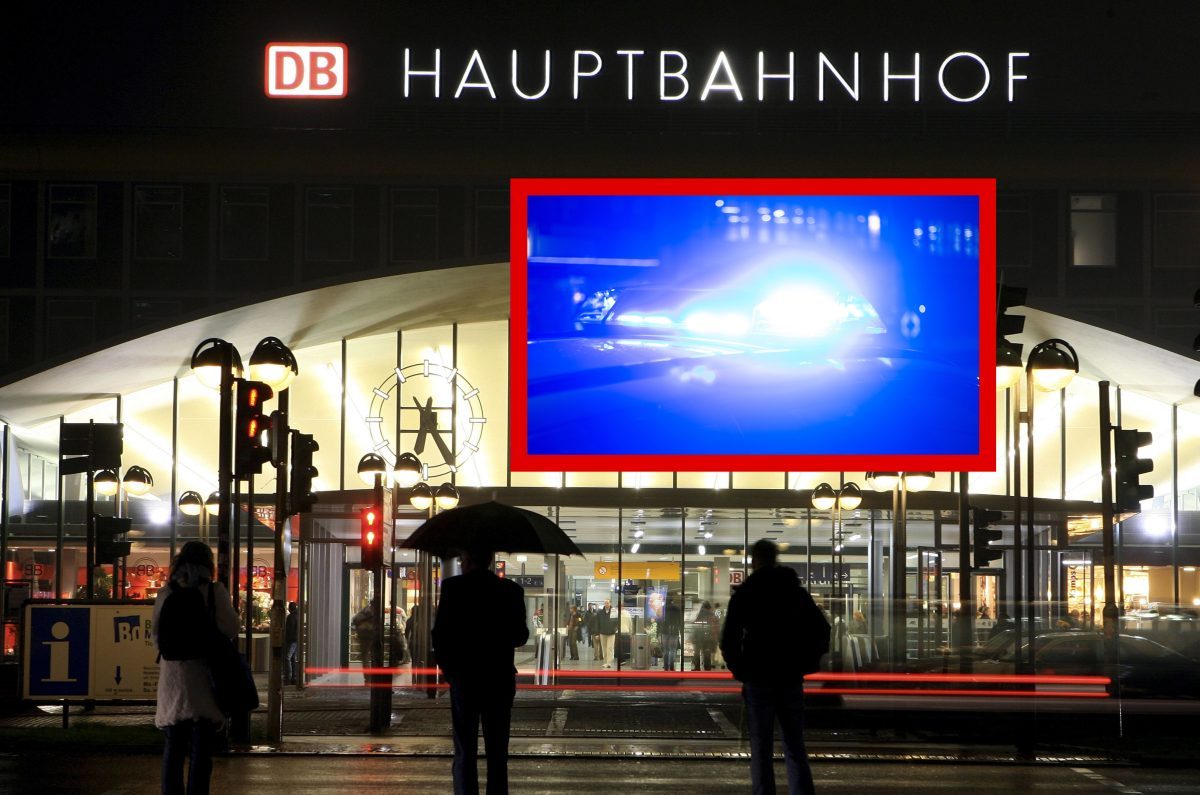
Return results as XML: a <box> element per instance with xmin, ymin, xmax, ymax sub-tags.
<box><xmin>510</xmin><ymin>177</ymin><xmax>996</xmax><ymax>472</ymax></box>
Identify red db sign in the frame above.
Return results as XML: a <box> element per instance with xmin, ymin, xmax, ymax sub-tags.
<box><xmin>265</xmin><ymin>42</ymin><xmax>348</xmax><ymax>98</ymax></box>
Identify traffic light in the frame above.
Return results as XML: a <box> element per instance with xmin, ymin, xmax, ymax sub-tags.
<box><xmin>290</xmin><ymin>432</ymin><xmax>319</xmax><ymax>514</ymax></box>
<box><xmin>95</xmin><ymin>515</ymin><xmax>132</xmax><ymax>566</ymax></box>
<box><xmin>234</xmin><ymin>380</ymin><xmax>273</xmax><ymax>478</ymax></box>
<box><xmin>1114</xmin><ymin>428</ymin><xmax>1154</xmax><ymax>514</ymax></box>
<box><xmin>996</xmin><ymin>284</ymin><xmax>1027</xmax><ymax>388</ymax></box>
<box><xmin>269</xmin><ymin>410</ymin><xmax>289</xmax><ymax>469</ymax></box>
<box><xmin>972</xmin><ymin>507</ymin><xmax>1004</xmax><ymax>568</ymax></box>
<box><xmin>361</xmin><ymin>506</ymin><xmax>383</xmax><ymax>570</ymax></box>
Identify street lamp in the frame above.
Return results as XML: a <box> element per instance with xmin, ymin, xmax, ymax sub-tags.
<box><xmin>122</xmin><ymin>465</ymin><xmax>154</xmax><ymax>496</ymax></box>
<box><xmin>178</xmin><ymin>490</ymin><xmax>203</xmax><ymax>516</ymax></box>
<box><xmin>435</xmin><ymin>482</ymin><xmax>460</xmax><ymax>510</ymax></box>
<box><xmin>248</xmin><ymin>336</ymin><xmax>299</xmax><ymax>392</ymax></box>
<box><xmin>1016</xmin><ymin>338</ymin><xmax>1080</xmax><ymax>671</ymax></box>
<box><xmin>407</xmin><ymin>475</ymin><xmax>457</xmax><ymax>703</ymax></box>
<box><xmin>392</xmin><ymin>452</ymin><xmax>422</xmax><ymax>488</ymax></box>
<box><xmin>357</xmin><ymin>453</ymin><xmax>389</xmax><ymax>486</ymax></box>
<box><xmin>866</xmin><ymin>471</ymin><xmax>933</xmax><ymax>670</ymax></box>
<box><xmin>204</xmin><ymin>491</ymin><xmax>220</xmax><ymax>516</ymax></box>
<box><xmin>811</xmin><ymin>481</ymin><xmax>861</xmax><ymax>671</ymax></box>
<box><xmin>94</xmin><ymin>468</ymin><xmax>119</xmax><ymax>497</ymax></box>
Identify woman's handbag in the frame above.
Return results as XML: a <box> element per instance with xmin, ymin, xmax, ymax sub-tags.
<box><xmin>206</xmin><ymin>583</ymin><xmax>260</xmax><ymax>716</ymax></box>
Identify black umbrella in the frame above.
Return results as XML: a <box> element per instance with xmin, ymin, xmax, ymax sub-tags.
<box><xmin>399</xmin><ymin>501</ymin><xmax>584</xmax><ymax>558</ymax></box>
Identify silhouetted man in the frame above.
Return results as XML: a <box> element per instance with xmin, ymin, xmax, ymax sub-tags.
<box><xmin>721</xmin><ymin>539</ymin><xmax>830</xmax><ymax>795</ymax></box>
<box><xmin>432</xmin><ymin>544</ymin><xmax>529</xmax><ymax>795</ymax></box>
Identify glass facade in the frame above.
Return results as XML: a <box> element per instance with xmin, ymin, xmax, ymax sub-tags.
<box><xmin>2</xmin><ymin>317</ymin><xmax>1199</xmax><ymax>694</ymax></box>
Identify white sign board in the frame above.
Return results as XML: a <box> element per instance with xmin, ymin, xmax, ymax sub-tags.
<box><xmin>22</xmin><ymin>603</ymin><xmax>159</xmax><ymax>701</ymax></box>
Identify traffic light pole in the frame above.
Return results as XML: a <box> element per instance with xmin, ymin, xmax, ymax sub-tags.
<box><xmin>369</xmin><ymin>473</ymin><xmax>390</xmax><ymax>733</ymax></box>
<box><xmin>957</xmin><ymin>473</ymin><xmax>973</xmax><ymax>672</ymax></box>
<box><xmin>267</xmin><ymin>390</ymin><xmax>289</xmax><ymax>743</ymax></box>
<box><xmin>1098</xmin><ymin>381</ymin><xmax>1119</xmax><ymax>688</ymax></box>
<box><xmin>217</xmin><ymin>345</ymin><xmax>235</xmax><ymax>589</ymax></box>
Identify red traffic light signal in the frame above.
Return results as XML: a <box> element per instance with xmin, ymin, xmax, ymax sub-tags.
<box><xmin>361</xmin><ymin>506</ymin><xmax>383</xmax><ymax>570</ymax></box>
<box><xmin>234</xmin><ymin>380</ymin><xmax>274</xmax><ymax>478</ymax></box>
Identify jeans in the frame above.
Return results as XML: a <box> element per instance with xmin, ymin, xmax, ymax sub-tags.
<box><xmin>285</xmin><ymin>642</ymin><xmax>298</xmax><ymax>684</ymax></box>
<box><xmin>742</xmin><ymin>683</ymin><xmax>814</xmax><ymax>795</ymax></box>
<box><xmin>162</xmin><ymin>718</ymin><xmax>217</xmax><ymax>795</ymax></box>
<box><xmin>663</xmin><ymin>633</ymin><xmax>680</xmax><ymax>671</ymax></box>
<box><xmin>449</xmin><ymin>679</ymin><xmax>516</xmax><ymax>795</ymax></box>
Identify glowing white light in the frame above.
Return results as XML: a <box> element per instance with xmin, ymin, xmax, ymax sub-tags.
<box><xmin>150</xmin><ymin>507</ymin><xmax>171</xmax><ymax>525</ymax></box>
<box><xmin>698</xmin><ymin>545</ymin><xmax>706</xmax><ymax>556</ymax></box>
<box><xmin>1145</xmin><ymin>515</ymin><xmax>1170</xmax><ymax>537</ymax></box>
<box><xmin>683</xmin><ymin>311</ymin><xmax>750</xmax><ymax>337</ymax></box>
<box><xmin>715</xmin><ymin>199</ymin><xmax>725</xmax><ymax>207</ymax></box>
<box><xmin>772</xmin><ymin>209</ymin><xmax>785</xmax><ymax>218</ymax></box>
<box><xmin>867</xmin><ymin>213</ymin><xmax>881</xmax><ymax>234</ymax></box>
<box><xmin>754</xmin><ymin>286</ymin><xmax>841</xmax><ymax>337</ymax></box>
<box><xmin>630</xmin><ymin>543</ymin><xmax>641</xmax><ymax>554</ymax></box>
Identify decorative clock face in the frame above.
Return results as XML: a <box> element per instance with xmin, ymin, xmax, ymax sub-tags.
<box><xmin>366</xmin><ymin>360</ymin><xmax>486</xmax><ymax>479</ymax></box>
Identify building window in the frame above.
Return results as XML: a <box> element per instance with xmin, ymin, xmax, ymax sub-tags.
<box><xmin>1069</xmin><ymin>194</ymin><xmax>1116</xmax><ymax>267</ymax></box>
<box><xmin>219</xmin><ymin>186</ymin><xmax>270</xmax><ymax>261</ymax></box>
<box><xmin>305</xmin><ymin>187</ymin><xmax>354</xmax><ymax>262</ymax></box>
<box><xmin>134</xmin><ymin>185</ymin><xmax>183</xmax><ymax>260</ymax></box>
<box><xmin>48</xmin><ymin>184</ymin><xmax>98</xmax><ymax>259</ymax></box>
<box><xmin>132</xmin><ymin>298</ymin><xmax>181</xmax><ymax>326</ymax></box>
<box><xmin>390</xmin><ymin>189</ymin><xmax>438</xmax><ymax>262</ymax></box>
<box><xmin>45</xmin><ymin>298</ymin><xmax>96</xmax><ymax>357</ymax></box>
<box><xmin>474</xmin><ymin>188</ymin><xmax>508</xmax><ymax>256</ymax></box>
<box><xmin>0</xmin><ymin>184</ymin><xmax>10</xmax><ymax>258</ymax></box>
<box><xmin>1152</xmin><ymin>193</ymin><xmax>1200</xmax><ymax>269</ymax></box>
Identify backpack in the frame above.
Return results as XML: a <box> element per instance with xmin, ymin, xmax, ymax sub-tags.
<box><xmin>157</xmin><ymin>581</ymin><xmax>214</xmax><ymax>661</ymax></box>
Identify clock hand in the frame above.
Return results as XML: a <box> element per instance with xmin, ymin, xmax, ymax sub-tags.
<box><xmin>431</xmin><ymin>423</ymin><xmax>454</xmax><ymax>467</ymax></box>
<box><xmin>412</xmin><ymin>396</ymin><xmax>434</xmax><ymax>455</ymax></box>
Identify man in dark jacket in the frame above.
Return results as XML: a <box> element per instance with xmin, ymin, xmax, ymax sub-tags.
<box><xmin>432</xmin><ymin>543</ymin><xmax>529</xmax><ymax>795</ymax></box>
<box><xmin>720</xmin><ymin>539</ymin><xmax>830</xmax><ymax>795</ymax></box>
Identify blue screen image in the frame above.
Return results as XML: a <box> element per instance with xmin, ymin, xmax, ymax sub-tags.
<box><xmin>525</xmin><ymin>194</ymin><xmax>981</xmax><ymax>458</ymax></box>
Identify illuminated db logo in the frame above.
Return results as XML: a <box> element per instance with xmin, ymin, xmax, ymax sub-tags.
<box><xmin>265</xmin><ymin>42</ymin><xmax>348</xmax><ymax>99</ymax></box>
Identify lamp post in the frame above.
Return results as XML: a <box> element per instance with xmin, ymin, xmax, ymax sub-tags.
<box><xmin>357</xmin><ymin>453</ymin><xmax>390</xmax><ymax>732</ymax></box>
<box><xmin>1016</xmin><ymin>338</ymin><xmax>1079</xmax><ymax>672</ymax></box>
<box><xmin>405</xmin><ymin>468</ymin><xmax>457</xmax><ymax>701</ymax></box>
<box><xmin>94</xmin><ymin>465</ymin><xmax>153</xmax><ymax>598</ymax></box>
<box><xmin>811</xmin><ymin>481</ymin><xmax>861</xmax><ymax>671</ymax></box>
<box><xmin>866</xmin><ymin>471</ymin><xmax>932</xmax><ymax>670</ymax></box>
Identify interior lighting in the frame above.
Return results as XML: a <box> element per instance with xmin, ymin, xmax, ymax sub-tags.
<box><xmin>434</xmin><ymin>483</ymin><xmax>460</xmax><ymax>510</ymax></box>
<box><xmin>630</xmin><ymin>543</ymin><xmax>640</xmax><ymax>554</ymax></box>
<box><xmin>95</xmin><ymin>469</ymin><xmax>119</xmax><ymax>497</ymax></box>
<box><xmin>409</xmin><ymin>482</ymin><xmax>433</xmax><ymax>511</ymax></box>
<box><xmin>178</xmin><ymin>491</ymin><xmax>203</xmax><ymax>516</ymax></box>
<box><xmin>1028</xmin><ymin>339</ymin><xmax>1079</xmax><ymax>392</ymax></box>
<box><xmin>122</xmin><ymin>465</ymin><xmax>154</xmax><ymax>496</ymax></box>
<box><xmin>247</xmin><ymin>336</ymin><xmax>298</xmax><ymax>391</ymax></box>
<box><xmin>698</xmin><ymin>545</ymin><xmax>706</xmax><ymax>556</ymax></box>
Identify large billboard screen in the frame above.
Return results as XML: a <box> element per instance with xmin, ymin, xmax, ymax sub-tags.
<box><xmin>510</xmin><ymin>178</ymin><xmax>995</xmax><ymax>472</ymax></box>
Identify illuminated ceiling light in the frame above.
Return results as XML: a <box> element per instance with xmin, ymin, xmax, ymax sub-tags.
<box><xmin>409</xmin><ymin>482</ymin><xmax>433</xmax><ymax>511</ymax></box>
<box><xmin>630</xmin><ymin>542</ymin><xmax>641</xmax><ymax>554</ymax></box>
<box><xmin>357</xmin><ymin>453</ymin><xmax>388</xmax><ymax>486</ymax></box>
<box><xmin>392</xmin><ymin>452</ymin><xmax>423</xmax><ymax>488</ymax></box>
<box><xmin>632</xmin><ymin>529</ymin><xmax>644</xmax><ymax>539</ymax></box>
<box><xmin>190</xmin><ymin>338</ymin><xmax>243</xmax><ymax>391</ymax></box>
<box><xmin>247</xmin><ymin>336</ymin><xmax>298</xmax><ymax>391</ymax></box>
<box><xmin>698</xmin><ymin>545</ymin><xmax>706</xmax><ymax>556</ymax></box>
<box><xmin>866</xmin><ymin>472</ymin><xmax>899</xmax><ymax>491</ymax></box>
<box><xmin>904</xmin><ymin>472</ymin><xmax>934</xmax><ymax>493</ymax></box>
<box><xmin>1028</xmin><ymin>338</ymin><xmax>1079</xmax><ymax>392</ymax></box>
<box><xmin>122</xmin><ymin>465</ymin><xmax>154</xmax><ymax>497</ymax></box>
<box><xmin>838</xmin><ymin>482</ymin><xmax>863</xmax><ymax>511</ymax></box>
<box><xmin>434</xmin><ymin>483</ymin><xmax>460</xmax><ymax>510</ymax></box>
<box><xmin>95</xmin><ymin>469</ymin><xmax>119</xmax><ymax>497</ymax></box>
<box><xmin>205</xmin><ymin>492</ymin><xmax>221</xmax><ymax>516</ymax></box>
<box><xmin>811</xmin><ymin>482</ymin><xmax>836</xmax><ymax>511</ymax></box>
<box><xmin>178</xmin><ymin>490</ymin><xmax>203</xmax><ymax>516</ymax></box>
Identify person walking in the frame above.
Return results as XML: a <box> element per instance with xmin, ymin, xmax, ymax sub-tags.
<box><xmin>596</xmin><ymin>599</ymin><xmax>617</xmax><ymax>669</ymax></box>
<box><xmin>720</xmin><ymin>539</ymin><xmax>830</xmax><ymax>795</ymax></box>
<box><xmin>691</xmin><ymin>601</ymin><xmax>719</xmax><ymax>671</ymax></box>
<box><xmin>564</xmin><ymin>604</ymin><xmax>583</xmax><ymax>661</ymax></box>
<box><xmin>352</xmin><ymin>603</ymin><xmax>379</xmax><ymax>671</ymax></box>
<box><xmin>153</xmin><ymin>541</ymin><xmax>240</xmax><ymax>795</ymax></box>
<box><xmin>662</xmin><ymin>593</ymin><xmax>683</xmax><ymax>671</ymax></box>
<box><xmin>432</xmin><ymin>543</ymin><xmax>529</xmax><ymax>795</ymax></box>
<box><xmin>284</xmin><ymin>602</ymin><xmax>299</xmax><ymax>685</ymax></box>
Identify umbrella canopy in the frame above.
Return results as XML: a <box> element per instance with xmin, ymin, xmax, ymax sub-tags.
<box><xmin>399</xmin><ymin>501</ymin><xmax>584</xmax><ymax>559</ymax></box>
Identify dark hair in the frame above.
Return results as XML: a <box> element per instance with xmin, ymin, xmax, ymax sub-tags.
<box><xmin>750</xmin><ymin>538</ymin><xmax>779</xmax><ymax>565</ymax></box>
<box><xmin>172</xmin><ymin>540</ymin><xmax>215</xmax><ymax>577</ymax></box>
<box><xmin>459</xmin><ymin>543</ymin><xmax>494</xmax><ymax>569</ymax></box>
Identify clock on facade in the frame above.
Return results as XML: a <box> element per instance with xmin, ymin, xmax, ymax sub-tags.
<box><xmin>365</xmin><ymin>359</ymin><xmax>486</xmax><ymax>479</ymax></box>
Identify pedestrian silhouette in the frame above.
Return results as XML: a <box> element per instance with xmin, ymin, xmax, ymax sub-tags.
<box><xmin>720</xmin><ymin>538</ymin><xmax>830</xmax><ymax>795</ymax></box>
<box><xmin>432</xmin><ymin>543</ymin><xmax>529</xmax><ymax>794</ymax></box>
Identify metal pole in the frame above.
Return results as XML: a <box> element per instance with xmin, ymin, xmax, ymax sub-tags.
<box><xmin>890</xmin><ymin>482</ymin><xmax>907</xmax><ymax>670</ymax></box>
<box><xmin>217</xmin><ymin>347</ymin><xmax>234</xmax><ymax>589</ymax></box>
<box><xmin>1</xmin><ymin>425</ymin><xmax>7</xmax><ymax>600</ymax></box>
<box><xmin>369</xmin><ymin>472</ymin><xmax>390</xmax><ymax>733</ymax></box>
<box><xmin>246</xmin><ymin>475</ymin><xmax>255</xmax><ymax>668</ymax></box>
<box><xmin>957</xmin><ymin>472</ymin><xmax>973</xmax><ymax>669</ymax></box>
<box><xmin>267</xmin><ymin>390</ymin><xmax>289</xmax><ymax>743</ymax></box>
<box><xmin>1026</xmin><ymin>375</ymin><xmax>1037</xmax><ymax>673</ymax></box>
<box><xmin>85</xmin><ymin>425</ymin><xmax>95</xmax><ymax>600</ymax></box>
<box><xmin>1099</xmin><ymin>381</ymin><xmax>1118</xmax><ymax>689</ymax></box>
<box><xmin>1011</xmin><ymin>384</ymin><xmax>1025</xmax><ymax>672</ymax></box>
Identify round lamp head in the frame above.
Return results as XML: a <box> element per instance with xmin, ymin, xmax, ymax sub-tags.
<box><xmin>248</xmin><ymin>336</ymin><xmax>298</xmax><ymax>391</ymax></box>
<box><xmin>866</xmin><ymin>472</ymin><xmax>899</xmax><ymax>491</ymax></box>
<box><xmin>190</xmin><ymin>339</ymin><xmax>244</xmax><ymax>391</ymax></box>
<box><xmin>838</xmin><ymin>482</ymin><xmax>863</xmax><ymax>511</ymax></box>
<box><xmin>811</xmin><ymin>482</ymin><xmax>837</xmax><ymax>511</ymax></box>
<box><xmin>904</xmin><ymin>472</ymin><xmax>935</xmax><ymax>493</ymax></box>
<box><xmin>996</xmin><ymin>341</ymin><xmax>1024</xmax><ymax>390</ymax></box>
<box><xmin>435</xmin><ymin>483</ymin><xmax>460</xmax><ymax>510</ymax></box>
<box><xmin>122</xmin><ymin>465</ymin><xmax>154</xmax><ymax>496</ymax></box>
<box><xmin>1028</xmin><ymin>339</ymin><xmax>1079</xmax><ymax>392</ymax></box>
<box><xmin>178</xmin><ymin>490</ymin><xmax>203</xmax><ymax>516</ymax></box>
<box><xmin>409</xmin><ymin>482</ymin><xmax>433</xmax><ymax>511</ymax></box>
<box><xmin>392</xmin><ymin>452</ymin><xmax>423</xmax><ymax>488</ymax></box>
<box><xmin>205</xmin><ymin>492</ymin><xmax>221</xmax><ymax>516</ymax></box>
<box><xmin>94</xmin><ymin>469</ymin><xmax>119</xmax><ymax>497</ymax></box>
<box><xmin>357</xmin><ymin>453</ymin><xmax>388</xmax><ymax>486</ymax></box>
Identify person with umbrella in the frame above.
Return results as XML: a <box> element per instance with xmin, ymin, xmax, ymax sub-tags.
<box><xmin>432</xmin><ymin>540</ymin><xmax>529</xmax><ymax>794</ymax></box>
